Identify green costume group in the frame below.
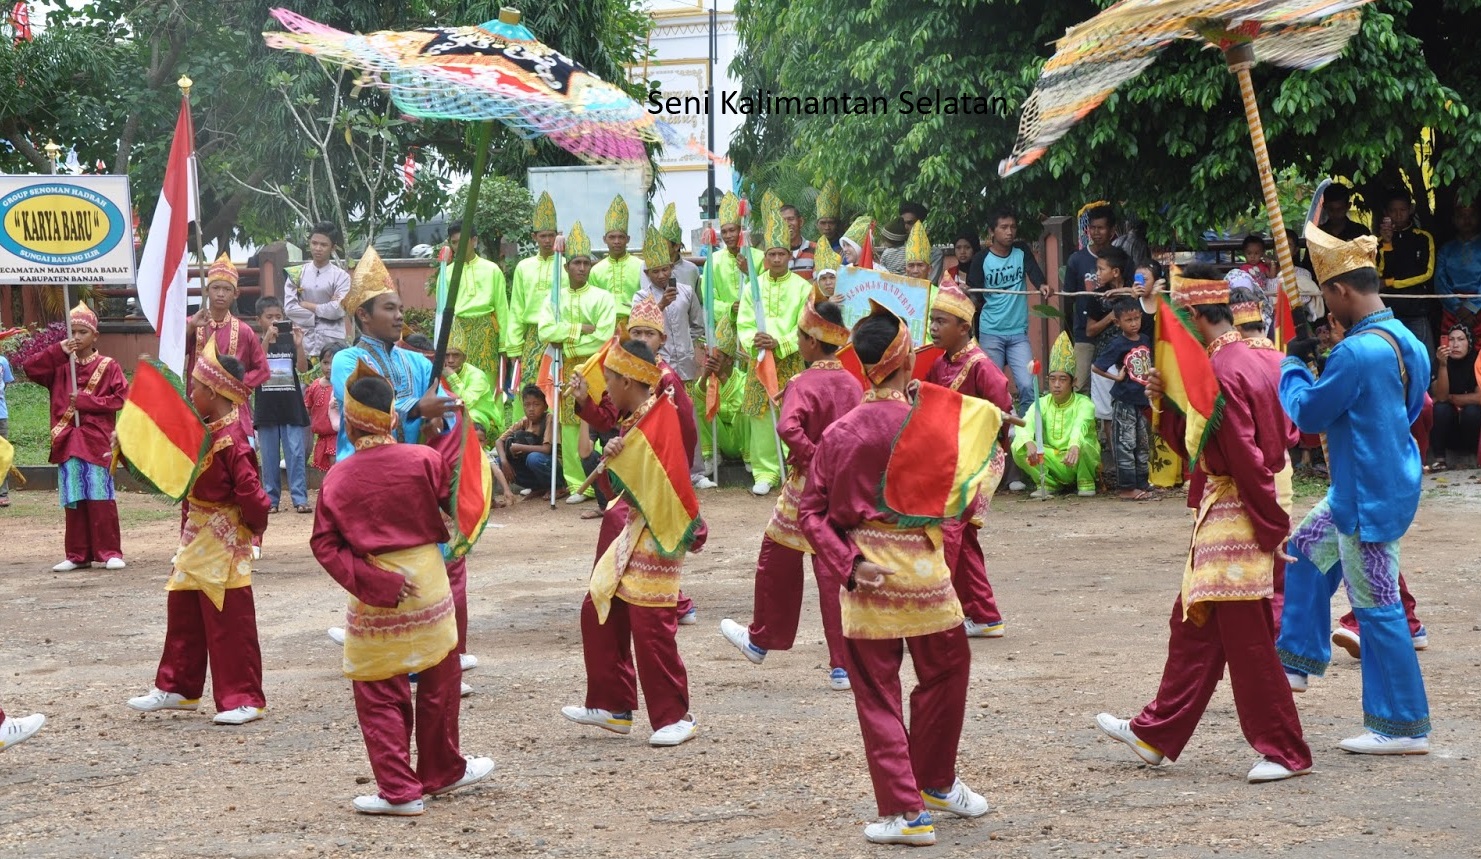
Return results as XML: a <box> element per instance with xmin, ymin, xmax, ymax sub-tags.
<box><xmin>1011</xmin><ymin>333</ymin><xmax>1102</xmax><ymax>494</ymax></box>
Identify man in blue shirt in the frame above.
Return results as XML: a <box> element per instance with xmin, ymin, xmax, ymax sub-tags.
<box><xmin>1276</xmin><ymin>221</ymin><xmax>1432</xmax><ymax>756</ymax></box>
<box><xmin>966</xmin><ymin>208</ymin><xmax>1051</xmax><ymax>417</ymax></box>
<box><xmin>1436</xmin><ymin>202</ymin><xmax>1481</xmax><ymax>339</ymax></box>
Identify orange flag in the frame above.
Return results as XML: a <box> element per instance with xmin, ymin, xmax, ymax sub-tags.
<box><xmin>535</xmin><ymin>350</ymin><xmax>555</xmax><ymax>409</ymax></box>
<box><xmin>756</xmin><ymin>349</ymin><xmax>780</xmax><ymax>402</ymax></box>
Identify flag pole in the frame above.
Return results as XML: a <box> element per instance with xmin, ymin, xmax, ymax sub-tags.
<box><xmin>701</xmin><ymin>228</ymin><xmax>720</xmax><ymax>487</ymax></box>
<box><xmin>434</xmin><ymin>121</ymin><xmax>494</xmax><ymax>382</ymax></box>
<box><xmin>178</xmin><ymin>77</ymin><xmax>209</xmax><ymax>352</ymax></box>
<box><xmin>44</xmin><ymin>141</ymin><xmax>81</xmax><ymax>427</ymax></box>
<box><xmin>548</xmin><ymin>238</ymin><xmax>565</xmax><ymax>509</ymax></box>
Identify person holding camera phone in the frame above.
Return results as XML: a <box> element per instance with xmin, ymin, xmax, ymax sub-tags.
<box><xmin>255</xmin><ymin>297</ymin><xmax>311</xmax><ymax>513</ymax></box>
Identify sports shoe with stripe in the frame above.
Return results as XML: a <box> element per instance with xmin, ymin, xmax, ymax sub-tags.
<box><xmin>864</xmin><ymin>811</ymin><xmax>936</xmax><ymax>846</ymax></box>
<box><xmin>921</xmin><ymin>777</ymin><xmax>990</xmax><ymax>818</ymax></box>
<box><xmin>560</xmin><ymin>705</ymin><xmax>633</xmax><ymax>735</ymax></box>
<box><xmin>1095</xmin><ymin>713</ymin><xmax>1165</xmax><ymax>765</ymax></box>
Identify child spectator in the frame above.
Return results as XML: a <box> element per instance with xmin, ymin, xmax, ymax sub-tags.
<box><xmin>496</xmin><ymin>384</ymin><xmax>557</xmax><ymax>497</ymax></box>
<box><xmin>255</xmin><ymin>297</ymin><xmax>311</xmax><ymax>513</ymax></box>
<box><xmin>303</xmin><ymin>342</ymin><xmax>346</xmax><ymax>474</ymax></box>
<box><xmin>1094</xmin><ymin>296</ymin><xmax>1155</xmax><ymax>499</ymax></box>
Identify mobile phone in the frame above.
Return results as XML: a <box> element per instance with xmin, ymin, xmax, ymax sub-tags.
<box><xmin>274</xmin><ymin>320</ymin><xmax>292</xmax><ymax>334</ymax></box>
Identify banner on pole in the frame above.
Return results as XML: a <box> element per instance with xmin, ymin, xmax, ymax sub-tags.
<box><xmin>834</xmin><ymin>265</ymin><xmax>932</xmax><ymax>346</ymax></box>
<box><xmin>0</xmin><ymin>175</ymin><xmax>136</xmax><ymax>285</ymax></box>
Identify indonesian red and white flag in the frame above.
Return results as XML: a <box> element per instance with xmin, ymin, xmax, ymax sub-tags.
<box><xmin>135</xmin><ymin>96</ymin><xmax>198</xmax><ymax>377</ymax></box>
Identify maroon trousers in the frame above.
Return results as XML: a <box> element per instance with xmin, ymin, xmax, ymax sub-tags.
<box><xmin>579</xmin><ymin>593</ymin><xmax>689</xmax><ymax>730</ymax></box>
<box><xmin>64</xmin><ymin>500</ymin><xmax>122</xmax><ymax>564</ymax></box>
<box><xmin>1130</xmin><ymin>597</ymin><xmax>1311</xmax><ymax>771</ymax></box>
<box><xmin>845</xmin><ymin>626</ymin><xmax>971</xmax><ymax>817</ymax></box>
<box><xmin>1337</xmin><ymin>574</ymin><xmax>1424</xmax><ymax>636</ymax></box>
<box><xmin>594</xmin><ymin>498</ymin><xmax>694</xmax><ymax>623</ymax></box>
<box><xmin>352</xmin><ymin>649</ymin><xmax>464</xmax><ymax>805</ymax></box>
<box><xmin>154</xmin><ymin>588</ymin><xmax>266</xmax><ymax>712</ymax></box>
<box><xmin>942</xmin><ymin>520</ymin><xmax>1002</xmax><ymax>625</ymax></box>
<box><xmin>446</xmin><ymin>557</ymin><xmax>468</xmax><ymax>654</ymax></box>
<box><xmin>747</xmin><ymin>536</ymin><xmax>848</xmax><ymax>670</ymax></box>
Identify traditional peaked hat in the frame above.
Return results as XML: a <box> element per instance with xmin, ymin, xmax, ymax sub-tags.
<box><xmin>905</xmin><ymin>220</ymin><xmax>931</xmax><ymax>266</ymax></box>
<box><xmin>842</xmin><ymin>214</ymin><xmax>873</xmax><ymax>253</ymax></box>
<box><xmin>759</xmin><ymin>190</ymin><xmax>781</xmax><ymax>218</ymax></box>
<box><xmin>641</xmin><ymin>228</ymin><xmax>671</xmax><ymax>270</ymax></box>
<box><xmin>1169</xmin><ymin>265</ymin><xmax>1229</xmax><ymax>309</ymax></box>
<box><xmin>718</xmin><ymin>191</ymin><xmax>741</xmax><ymax>227</ymax></box>
<box><xmin>192</xmin><ymin>336</ymin><xmax>252</xmax><ymax>405</ymax></box>
<box><xmin>69</xmin><ymin>300</ymin><xmax>99</xmax><ymax>334</ymax></box>
<box><xmin>813</xmin><ymin>239</ymin><xmax>841</xmax><ymax>277</ymax></box>
<box><xmin>566</xmin><ymin>221</ymin><xmax>593</xmax><ymax>261</ymax></box>
<box><xmin>1229</xmin><ymin>286</ymin><xmax>1264</xmax><ymax>327</ymax></box>
<box><xmin>206</xmin><ymin>253</ymin><xmax>238</xmax><ymax>288</ymax></box>
<box><xmin>447</xmin><ymin>319</ymin><xmax>469</xmax><ymax>355</ymax></box>
<box><xmin>343</xmin><ymin>357</ymin><xmax>396</xmax><ymax>436</ymax></box>
<box><xmin>343</xmin><ymin>246</ymin><xmax>397</xmax><ymax>316</ymax></box>
<box><xmin>763</xmin><ymin>201</ymin><xmax>789</xmax><ymax>251</ymax></box>
<box><xmin>815</xmin><ymin>181</ymin><xmax>841</xmax><ymax>220</ymax></box>
<box><xmin>855</xmin><ymin>299</ymin><xmax>911</xmax><ymax>384</ymax></box>
<box><xmin>659</xmin><ymin>202</ymin><xmax>683</xmax><ymax>246</ymax></box>
<box><xmin>606</xmin><ymin>339</ymin><xmax>661</xmax><ymax>387</ymax></box>
<box><xmin>604</xmin><ymin>194</ymin><xmax>629</xmax><ymax>235</ymax></box>
<box><xmin>800</xmin><ymin>300</ymin><xmax>849</xmax><ymax>347</ymax></box>
<box><xmin>1305</xmin><ymin>221</ymin><xmax>1379</xmax><ymax>285</ymax></box>
<box><xmin>628</xmin><ymin>294</ymin><xmax>667</xmax><ymax>335</ymax></box>
<box><xmin>1048</xmin><ymin>331</ymin><xmax>1076</xmax><ymax>377</ymax></box>
<box><xmin>533</xmin><ymin>191</ymin><xmax>558</xmax><ymax>234</ymax></box>
<box><xmin>932</xmin><ymin>284</ymin><xmax>975</xmax><ymax>324</ymax></box>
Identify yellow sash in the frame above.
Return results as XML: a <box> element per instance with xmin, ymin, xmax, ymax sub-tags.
<box><xmin>167</xmin><ymin>496</ymin><xmax>253</xmax><ymax>610</ymax></box>
<box><xmin>342</xmin><ymin>545</ymin><xmax>457</xmax><ymax>682</ymax></box>
<box><xmin>1180</xmin><ymin>463</ymin><xmax>1293</xmax><ymax>623</ymax></box>
<box><xmin>841</xmin><ymin>521</ymin><xmax>961</xmax><ymax>640</ymax></box>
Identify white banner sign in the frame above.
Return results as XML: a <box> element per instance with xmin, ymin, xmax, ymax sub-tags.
<box><xmin>0</xmin><ymin>175</ymin><xmax>136</xmax><ymax>285</ymax></box>
<box><xmin>834</xmin><ymin>264</ymin><xmax>933</xmax><ymax>346</ymax></box>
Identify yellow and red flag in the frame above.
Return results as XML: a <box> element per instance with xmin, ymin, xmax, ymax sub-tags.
<box><xmin>606</xmin><ymin>395</ymin><xmax>703</xmax><ymax>556</ymax></box>
<box><xmin>882</xmin><ymin>381</ymin><xmax>1003</xmax><ymax>523</ymax></box>
<box><xmin>116</xmin><ymin>358</ymin><xmax>211</xmax><ymax>501</ymax></box>
<box><xmin>1272</xmin><ymin>286</ymin><xmax>1298</xmax><ymax>351</ymax></box>
<box><xmin>442</xmin><ymin>380</ymin><xmax>493</xmax><ymax>558</ymax></box>
<box><xmin>576</xmin><ymin>337</ymin><xmax>615</xmax><ymax>406</ymax></box>
<box><xmin>1153</xmin><ymin>298</ymin><xmax>1223</xmax><ymax>463</ymax></box>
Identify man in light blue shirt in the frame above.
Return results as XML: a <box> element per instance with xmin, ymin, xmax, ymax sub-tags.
<box><xmin>1436</xmin><ymin>203</ymin><xmax>1481</xmax><ymax>335</ymax></box>
<box><xmin>965</xmin><ymin>208</ymin><xmax>1051</xmax><ymax>416</ymax></box>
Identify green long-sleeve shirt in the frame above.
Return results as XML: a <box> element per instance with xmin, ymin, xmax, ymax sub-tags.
<box><xmin>450</xmin><ymin>256</ymin><xmax>511</xmax><ymax>355</ymax></box>
<box><xmin>738</xmin><ymin>270</ymin><xmax>811</xmax><ymax>360</ymax></box>
<box><xmin>591</xmin><ymin>254</ymin><xmax>645</xmax><ymax>315</ymax></box>
<box><xmin>508</xmin><ymin>253</ymin><xmax>560</xmax><ymax>351</ymax></box>
<box><xmin>536</xmin><ymin>282</ymin><xmax>617</xmax><ymax>359</ymax></box>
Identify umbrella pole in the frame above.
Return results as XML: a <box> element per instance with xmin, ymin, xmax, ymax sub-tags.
<box><xmin>433</xmin><ymin>121</ymin><xmax>495</xmax><ymax>382</ymax></box>
<box><xmin>1224</xmin><ymin>44</ymin><xmax>1299</xmax><ymax>305</ymax></box>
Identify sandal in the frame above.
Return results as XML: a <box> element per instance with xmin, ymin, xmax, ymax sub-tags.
<box><xmin>1428</xmin><ymin>460</ymin><xmax>1447</xmax><ymax>473</ymax></box>
<box><xmin>295</xmin><ymin>504</ymin><xmax>312</xmax><ymax>514</ymax></box>
<box><xmin>1118</xmin><ymin>489</ymin><xmax>1154</xmax><ymax>501</ymax></box>
<box><xmin>268</xmin><ymin>505</ymin><xmax>281</xmax><ymax>514</ymax></box>
<box><xmin>580</xmin><ymin>508</ymin><xmax>604</xmax><ymax>520</ymax></box>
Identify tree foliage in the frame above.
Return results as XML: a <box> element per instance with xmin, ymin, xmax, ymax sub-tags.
<box><xmin>447</xmin><ymin>176</ymin><xmax>535</xmax><ymax>261</ymax></box>
<box><xmin>730</xmin><ymin>0</ymin><xmax>1481</xmax><ymax>246</ymax></box>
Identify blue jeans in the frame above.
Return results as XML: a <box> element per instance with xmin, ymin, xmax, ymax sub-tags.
<box><xmin>258</xmin><ymin>424</ymin><xmax>308</xmax><ymax>507</ymax></box>
<box><xmin>979</xmin><ymin>332</ymin><xmax>1035</xmax><ymax>414</ymax></box>
<box><xmin>524</xmin><ymin>452</ymin><xmax>562</xmax><ymax>493</ymax></box>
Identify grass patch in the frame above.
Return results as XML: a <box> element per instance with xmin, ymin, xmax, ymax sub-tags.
<box><xmin>4</xmin><ymin>381</ymin><xmax>54</xmax><ymax>466</ymax></box>
<box><xmin>1292</xmin><ymin>470</ymin><xmax>1329</xmax><ymax>501</ymax></box>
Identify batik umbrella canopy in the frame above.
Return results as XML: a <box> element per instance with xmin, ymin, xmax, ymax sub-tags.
<box><xmin>999</xmin><ymin>0</ymin><xmax>1376</xmax><ymax>303</ymax></box>
<box><xmin>263</xmin><ymin>6</ymin><xmax>673</xmax><ymax>377</ymax></box>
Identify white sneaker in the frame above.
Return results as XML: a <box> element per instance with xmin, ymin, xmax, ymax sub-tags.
<box><xmin>213</xmin><ymin>706</ymin><xmax>265</xmax><ymax>726</ymax></box>
<box><xmin>460</xmin><ymin>682</ymin><xmax>474</xmax><ymax>698</ymax></box>
<box><xmin>519</xmin><ymin>487</ymin><xmax>533</xmax><ymax>497</ymax></box>
<box><xmin>427</xmin><ymin>755</ymin><xmax>496</xmax><ymax>796</ymax></box>
<box><xmin>327</xmin><ymin>627</ymin><xmax>346</xmax><ymax>646</ymax></box>
<box><xmin>751</xmin><ymin>481</ymin><xmax>772</xmax><ymax>496</ymax></box>
<box><xmin>1029</xmin><ymin>487</ymin><xmax>1051</xmax><ymax>500</ymax></box>
<box><xmin>692</xmin><ymin>475</ymin><xmax>718</xmax><ymax>489</ymax></box>
<box><xmin>649</xmin><ymin>715</ymin><xmax>698</xmax><ymax>747</ymax></box>
<box><xmin>1077</xmin><ymin>488</ymin><xmax>1097</xmax><ymax>497</ymax></box>
<box><xmin>1332</xmin><ymin>627</ymin><xmax>1361</xmax><ymax>659</ymax></box>
<box><xmin>1247</xmin><ymin>757</ymin><xmax>1312</xmax><ymax>783</ymax></box>
<box><xmin>963</xmin><ymin>619</ymin><xmax>1006</xmax><ymax>638</ymax></box>
<box><xmin>561</xmin><ymin>705</ymin><xmax>633</xmax><ymax>735</ymax></box>
<box><xmin>128</xmin><ymin>688</ymin><xmax>200</xmax><ymax>713</ymax></box>
<box><xmin>460</xmin><ymin>653</ymin><xmax>478</xmax><ymax>671</ymax></box>
<box><xmin>52</xmin><ymin>560</ymin><xmax>86</xmax><ymax>572</ymax></box>
<box><xmin>1286</xmin><ymin>671</ymin><xmax>1308</xmax><ymax>693</ymax></box>
<box><xmin>678</xmin><ymin>606</ymin><xmax>698</xmax><ymax>626</ymax></box>
<box><xmin>1338</xmin><ymin>731</ymin><xmax>1430</xmax><ymax>755</ymax></box>
<box><xmin>828</xmin><ymin>667</ymin><xmax>851</xmax><ymax>691</ymax></box>
<box><xmin>251</xmin><ymin>545</ymin><xmax>262</xmax><ymax>560</ymax></box>
<box><xmin>719</xmin><ymin>618</ymin><xmax>767</xmax><ymax>664</ymax></box>
<box><xmin>921</xmin><ymin>777</ymin><xmax>990</xmax><ymax>818</ymax></box>
<box><xmin>566</xmin><ymin>493</ymin><xmax>591</xmax><ymax>505</ymax></box>
<box><xmin>1094</xmin><ymin>713</ymin><xmax>1165</xmax><ymax>765</ymax></box>
<box><xmin>1008</xmin><ymin>480</ymin><xmax>1027</xmax><ymax>492</ymax></box>
<box><xmin>352</xmin><ymin>795</ymin><xmax>424</xmax><ymax>816</ymax></box>
<box><xmin>104</xmin><ymin>557</ymin><xmax>127</xmax><ymax>570</ymax></box>
<box><xmin>864</xmin><ymin>812</ymin><xmax>936</xmax><ymax>846</ymax></box>
<box><xmin>0</xmin><ymin>713</ymin><xmax>46</xmax><ymax>751</ymax></box>
<box><xmin>1412</xmin><ymin>627</ymin><xmax>1430</xmax><ymax>650</ymax></box>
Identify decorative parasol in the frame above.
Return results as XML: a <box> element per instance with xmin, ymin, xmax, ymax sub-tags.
<box><xmin>264</xmin><ymin>6</ymin><xmax>680</xmax><ymax>377</ymax></box>
<box><xmin>999</xmin><ymin>0</ymin><xmax>1376</xmax><ymax>305</ymax></box>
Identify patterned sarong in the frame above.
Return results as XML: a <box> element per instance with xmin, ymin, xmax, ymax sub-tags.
<box><xmin>454</xmin><ymin>314</ymin><xmax>500</xmax><ymax>380</ymax></box>
<box><xmin>167</xmin><ymin>496</ymin><xmax>254</xmax><ymax>611</ymax></box>
<box><xmin>740</xmin><ymin>351</ymin><xmax>804</xmax><ymax>417</ymax></box>
<box><xmin>590</xmin><ymin>508</ymin><xmax>683</xmax><ymax>623</ymax></box>
<box><xmin>841</xmin><ymin>522</ymin><xmax>961</xmax><ymax>640</ymax></box>
<box><xmin>1180</xmin><ymin>464</ymin><xmax>1293</xmax><ymax>623</ymax></box>
<box><xmin>519</xmin><ymin>325</ymin><xmax>543</xmax><ymax>389</ymax></box>
<box><xmin>342</xmin><ymin>544</ymin><xmax>457</xmax><ymax>682</ymax></box>
<box><xmin>58</xmin><ymin>457</ymin><xmax>114</xmax><ymax>508</ymax></box>
<box><xmin>764</xmin><ymin>470</ymin><xmax>812</xmax><ymax>553</ymax></box>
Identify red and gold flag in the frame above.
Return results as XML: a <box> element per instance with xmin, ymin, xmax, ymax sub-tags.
<box><xmin>443</xmin><ymin>380</ymin><xmax>493</xmax><ymax>558</ymax></box>
<box><xmin>1153</xmin><ymin>298</ymin><xmax>1222</xmax><ymax>463</ymax></box>
<box><xmin>606</xmin><ymin>395</ymin><xmax>703</xmax><ymax>556</ymax></box>
<box><xmin>116</xmin><ymin>358</ymin><xmax>210</xmax><ymax>501</ymax></box>
<box><xmin>882</xmin><ymin>381</ymin><xmax>1002</xmax><ymax>522</ymax></box>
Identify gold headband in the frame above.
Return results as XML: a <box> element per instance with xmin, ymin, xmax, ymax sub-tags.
<box><xmin>858</xmin><ymin>300</ymin><xmax>912</xmax><ymax>385</ymax></box>
<box><xmin>606</xmin><ymin>341</ymin><xmax>661</xmax><ymax>387</ymax></box>
<box><xmin>799</xmin><ymin>301</ymin><xmax>850</xmax><ymax>347</ymax></box>
<box><xmin>1232</xmin><ymin>301</ymin><xmax>1263</xmax><ymax>326</ymax></box>
<box><xmin>191</xmin><ymin>337</ymin><xmax>251</xmax><ymax>404</ymax></box>
<box><xmin>343</xmin><ymin>358</ymin><xmax>396</xmax><ymax>436</ymax></box>
<box><xmin>1169</xmin><ymin>268</ymin><xmax>1229</xmax><ymax>308</ymax></box>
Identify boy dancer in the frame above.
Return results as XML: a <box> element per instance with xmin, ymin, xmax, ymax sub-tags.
<box><xmin>720</xmin><ymin>300</ymin><xmax>860</xmax><ymax>690</ymax></box>
<box><xmin>1096</xmin><ymin>265</ymin><xmax>1311</xmax><ymax>783</ymax></box>
<box><xmin>561</xmin><ymin>340</ymin><xmax>706</xmax><ymax>746</ymax></box>
<box><xmin>926</xmin><ymin>285</ymin><xmax>1013</xmax><ymax>638</ymax></box>
<box><xmin>1013</xmin><ymin>333</ymin><xmax>1100</xmax><ymax>497</ymax></box>
<box><xmin>311</xmin><ymin>363</ymin><xmax>494</xmax><ymax>814</ymax></box>
<box><xmin>1277</xmin><ymin>223</ymin><xmax>1433</xmax><ymax>754</ymax></box>
<box><xmin>798</xmin><ymin>303</ymin><xmax>993</xmax><ymax>846</ymax></box>
<box><xmin>19</xmin><ymin>301</ymin><xmax>129</xmax><ymax>571</ymax></box>
<box><xmin>128</xmin><ymin>343</ymin><xmax>272</xmax><ymax>725</ymax></box>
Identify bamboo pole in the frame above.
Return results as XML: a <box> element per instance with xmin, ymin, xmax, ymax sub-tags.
<box><xmin>1224</xmin><ymin>43</ymin><xmax>1300</xmax><ymax>306</ymax></box>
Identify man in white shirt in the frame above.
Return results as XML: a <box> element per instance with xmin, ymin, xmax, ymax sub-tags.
<box><xmin>284</xmin><ymin>222</ymin><xmax>352</xmax><ymax>356</ymax></box>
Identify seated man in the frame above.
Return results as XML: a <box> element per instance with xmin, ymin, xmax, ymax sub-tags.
<box><xmin>1012</xmin><ymin>333</ymin><xmax>1101</xmax><ymax>497</ymax></box>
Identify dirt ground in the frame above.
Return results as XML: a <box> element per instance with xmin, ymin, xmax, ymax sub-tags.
<box><xmin>1</xmin><ymin>476</ymin><xmax>1479</xmax><ymax>859</ymax></box>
